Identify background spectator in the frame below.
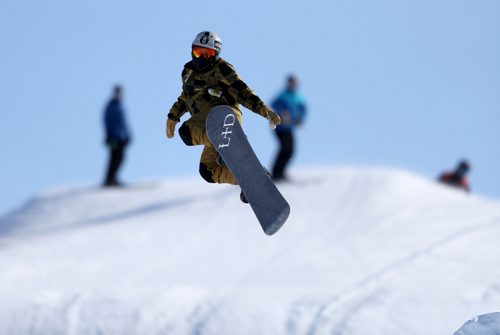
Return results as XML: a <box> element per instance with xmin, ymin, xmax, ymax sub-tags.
<box><xmin>438</xmin><ymin>159</ymin><xmax>471</xmax><ymax>192</ymax></box>
<box><xmin>271</xmin><ymin>75</ymin><xmax>307</xmax><ymax>181</ymax></box>
<box><xmin>103</xmin><ymin>85</ymin><xmax>131</xmax><ymax>187</ymax></box>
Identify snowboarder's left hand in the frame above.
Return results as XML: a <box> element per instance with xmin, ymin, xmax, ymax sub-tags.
<box><xmin>263</xmin><ymin>109</ymin><xmax>281</xmax><ymax>129</ymax></box>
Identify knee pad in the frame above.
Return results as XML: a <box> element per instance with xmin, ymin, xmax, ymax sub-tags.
<box><xmin>199</xmin><ymin>163</ymin><xmax>215</xmax><ymax>183</ymax></box>
<box><xmin>179</xmin><ymin>123</ymin><xmax>194</xmax><ymax>146</ymax></box>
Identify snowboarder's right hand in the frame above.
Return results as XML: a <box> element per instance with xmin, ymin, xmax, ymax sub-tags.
<box><xmin>166</xmin><ymin>113</ymin><xmax>179</xmax><ymax>139</ymax></box>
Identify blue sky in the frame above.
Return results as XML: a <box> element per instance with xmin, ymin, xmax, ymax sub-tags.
<box><xmin>1</xmin><ymin>0</ymin><xmax>499</xmax><ymax>215</ymax></box>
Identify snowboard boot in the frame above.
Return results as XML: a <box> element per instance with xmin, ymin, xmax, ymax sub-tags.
<box><xmin>240</xmin><ymin>191</ymin><xmax>249</xmax><ymax>204</ymax></box>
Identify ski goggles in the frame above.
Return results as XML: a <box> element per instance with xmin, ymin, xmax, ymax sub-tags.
<box><xmin>192</xmin><ymin>46</ymin><xmax>217</xmax><ymax>59</ymax></box>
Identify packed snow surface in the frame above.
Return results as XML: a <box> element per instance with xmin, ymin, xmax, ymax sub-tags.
<box><xmin>1</xmin><ymin>166</ymin><xmax>500</xmax><ymax>335</ymax></box>
<box><xmin>454</xmin><ymin>312</ymin><xmax>500</xmax><ymax>335</ymax></box>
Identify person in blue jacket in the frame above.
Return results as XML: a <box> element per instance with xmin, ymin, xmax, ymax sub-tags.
<box><xmin>103</xmin><ymin>85</ymin><xmax>131</xmax><ymax>187</ymax></box>
<box><xmin>271</xmin><ymin>75</ymin><xmax>307</xmax><ymax>181</ymax></box>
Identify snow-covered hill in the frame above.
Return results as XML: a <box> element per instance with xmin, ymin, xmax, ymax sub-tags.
<box><xmin>1</xmin><ymin>166</ymin><xmax>499</xmax><ymax>335</ymax></box>
<box><xmin>454</xmin><ymin>312</ymin><xmax>500</xmax><ymax>335</ymax></box>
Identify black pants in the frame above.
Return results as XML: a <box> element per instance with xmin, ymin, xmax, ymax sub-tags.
<box><xmin>272</xmin><ymin>131</ymin><xmax>294</xmax><ymax>180</ymax></box>
<box><xmin>104</xmin><ymin>142</ymin><xmax>126</xmax><ymax>186</ymax></box>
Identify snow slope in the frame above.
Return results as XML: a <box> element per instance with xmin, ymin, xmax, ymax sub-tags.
<box><xmin>454</xmin><ymin>312</ymin><xmax>500</xmax><ymax>335</ymax></box>
<box><xmin>0</xmin><ymin>166</ymin><xmax>499</xmax><ymax>335</ymax></box>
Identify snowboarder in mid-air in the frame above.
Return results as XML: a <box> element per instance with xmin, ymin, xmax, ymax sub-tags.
<box><xmin>166</xmin><ymin>31</ymin><xmax>281</xmax><ymax>202</ymax></box>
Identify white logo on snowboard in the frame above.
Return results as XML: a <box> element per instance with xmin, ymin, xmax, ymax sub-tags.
<box><xmin>218</xmin><ymin>113</ymin><xmax>235</xmax><ymax>149</ymax></box>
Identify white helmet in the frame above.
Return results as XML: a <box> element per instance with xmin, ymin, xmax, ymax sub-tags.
<box><xmin>192</xmin><ymin>31</ymin><xmax>222</xmax><ymax>54</ymax></box>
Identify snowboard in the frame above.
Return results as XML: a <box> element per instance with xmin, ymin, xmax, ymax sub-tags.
<box><xmin>206</xmin><ymin>105</ymin><xmax>290</xmax><ymax>235</ymax></box>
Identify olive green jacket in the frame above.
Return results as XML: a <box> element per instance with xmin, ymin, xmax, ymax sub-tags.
<box><xmin>169</xmin><ymin>58</ymin><xmax>271</xmax><ymax>129</ymax></box>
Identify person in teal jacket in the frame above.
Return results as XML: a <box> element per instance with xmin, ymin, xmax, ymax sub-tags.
<box><xmin>271</xmin><ymin>75</ymin><xmax>307</xmax><ymax>181</ymax></box>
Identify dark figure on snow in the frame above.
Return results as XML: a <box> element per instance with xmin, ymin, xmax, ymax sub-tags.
<box><xmin>103</xmin><ymin>85</ymin><xmax>131</xmax><ymax>187</ymax></box>
<box><xmin>271</xmin><ymin>75</ymin><xmax>307</xmax><ymax>181</ymax></box>
<box><xmin>438</xmin><ymin>160</ymin><xmax>471</xmax><ymax>192</ymax></box>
